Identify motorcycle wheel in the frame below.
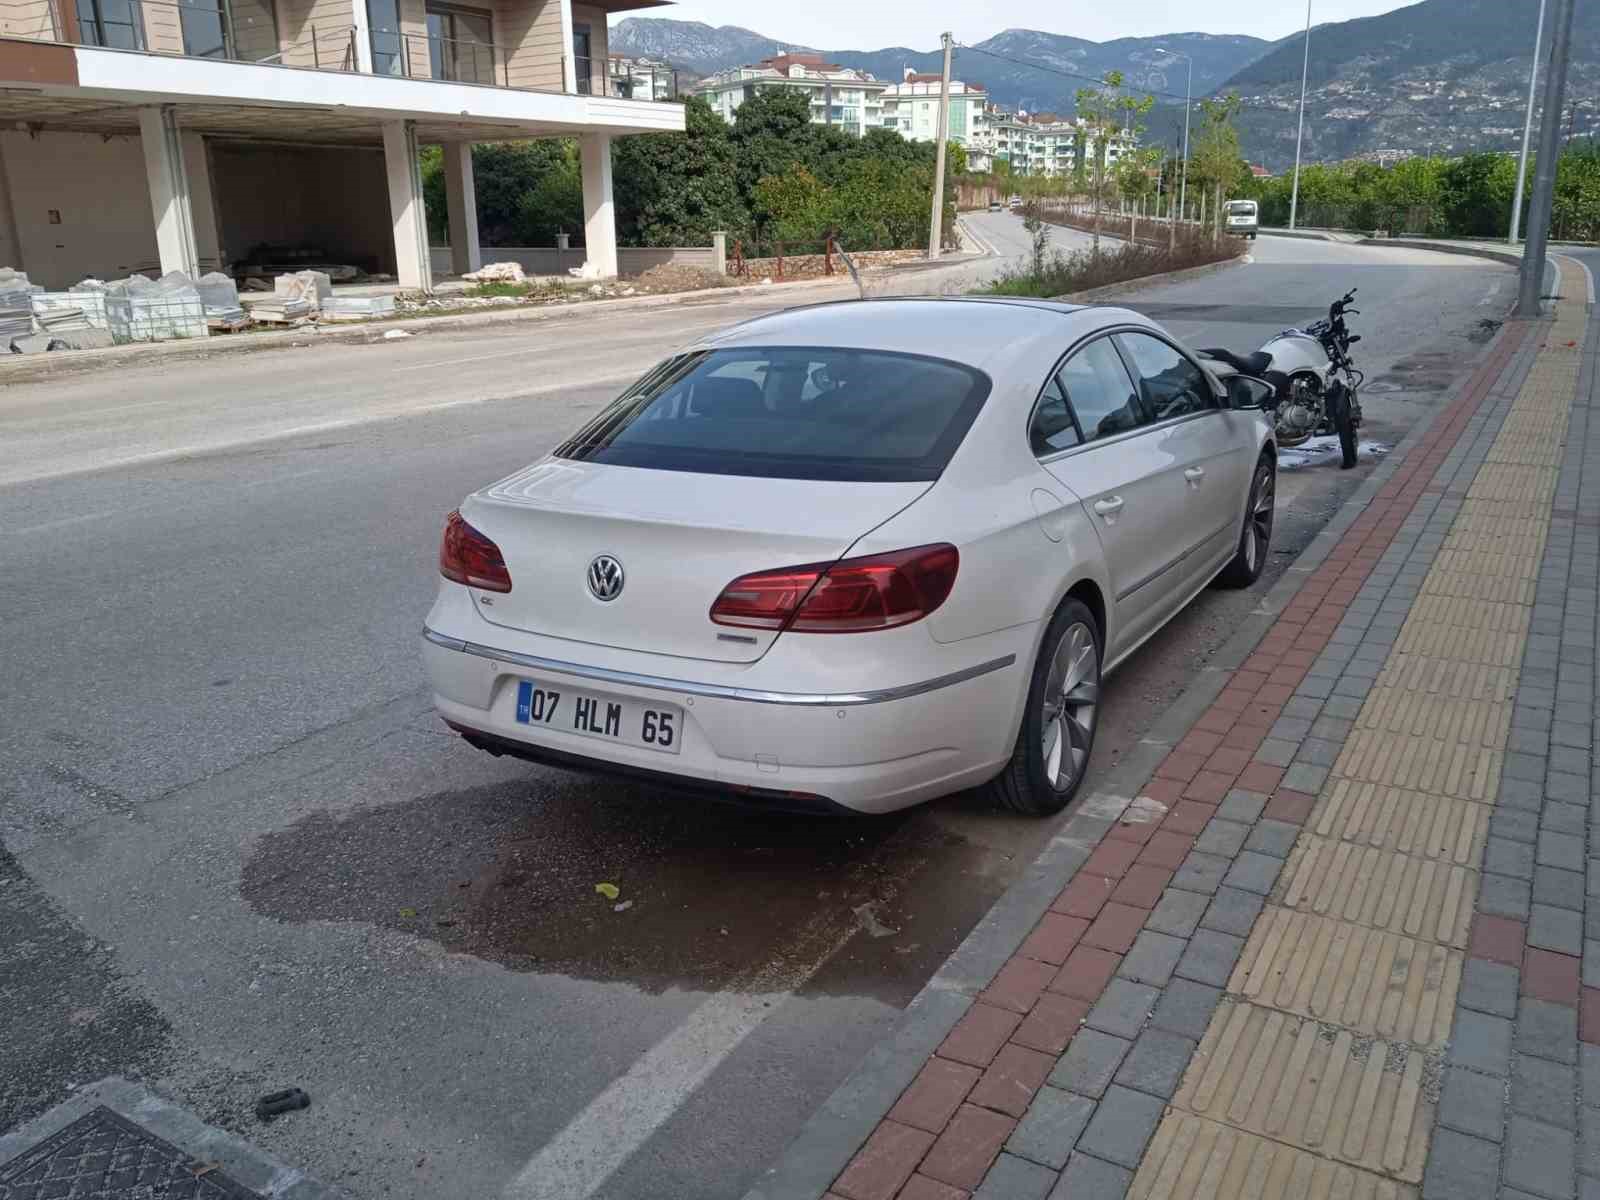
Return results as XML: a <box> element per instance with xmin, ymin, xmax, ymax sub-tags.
<box><xmin>1331</xmin><ymin>389</ymin><xmax>1358</xmax><ymax>469</ymax></box>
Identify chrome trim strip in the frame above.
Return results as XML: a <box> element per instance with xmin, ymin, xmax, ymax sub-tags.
<box><xmin>1114</xmin><ymin>516</ymin><xmax>1238</xmax><ymax>603</ymax></box>
<box><xmin>422</xmin><ymin>626</ymin><xmax>1016</xmax><ymax>706</ymax></box>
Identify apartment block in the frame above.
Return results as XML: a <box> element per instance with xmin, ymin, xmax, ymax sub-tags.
<box><xmin>0</xmin><ymin>0</ymin><xmax>684</xmax><ymax>288</ymax></box>
<box><xmin>692</xmin><ymin>53</ymin><xmax>885</xmax><ymax>138</ymax></box>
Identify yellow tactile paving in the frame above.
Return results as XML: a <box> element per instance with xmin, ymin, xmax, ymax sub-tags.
<box><xmin>1417</xmin><ymin>569</ymin><xmax>1538</xmax><ymax>605</ymax></box>
<box><xmin>1274</xmin><ymin>836</ymin><xmax>1475</xmax><ymax>947</ymax></box>
<box><xmin>1170</xmin><ymin>1000</ymin><xmax>1433</xmax><ymax>1182</ymax></box>
<box><xmin>1390</xmin><ymin>622</ymin><xmax>1527</xmax><ymax>669</ymax></box>
<box><xmin>1372</xmin><ymin>654</ymin><xmax>1517</xmax><ymax>702</ymax></box>
<box><xmin>1354</xmin><ymin>691</ymin><xmax>1511</xmax><ymax>750</ymax></box>
<box><xmin>1127</xmin><ymin>272</ymin><xmax>1589</xmax><ymax>1199</ymax></box>
<box><xmin>1309</xmin><ymin>779</ymin><xmax>1489</xmax><ymax>865</ymax></box>
<box><xmin>1331</xmin><ymin>730</ymin><xmax>1501</xmax><ymax>801</ymax></box>
<box><xmin>1230</xmin><ymin>907</ymin><xmax>1462</xmax><ymax>1046</ymax></box>
<box><xmin>1429</xmin><ymin>546</ymin><xmax>1545</xmax><ymax>581</ymax></box>
<box><xmin>1464</xmin><ymin>463</ymin><xmax>1559</xmax><ymax>503</ymax></box>
<box><xmin>1131</xmin><ymin>1112</ymin><xmax>1418</xmax><ymax>1200</ymax></box>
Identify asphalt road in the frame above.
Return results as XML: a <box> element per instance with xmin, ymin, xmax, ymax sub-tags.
<box><xmin>0</xmin><ymin>225</ymin><xmax>1513</xmax><ymax>1200</ymax></box>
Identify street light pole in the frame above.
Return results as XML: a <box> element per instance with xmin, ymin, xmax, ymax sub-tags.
<box><xmin>1288</xmin><ymin>0</ymin><xmax>1313</xmax><ymax>230</ymax></box>
<box><xmin>1517</xmin><ymin>0</ymin><xmax>1576</xmax><ymax>317</ymax></box>
<box><xmin>927</xmin><ymin>31</ymin><xmax>953</xmax><ymax>261</ymax></box>
<box><xmin>1509</xmin><ymin>0</ymin><xmax>1548</xmax><ymax>244</ymax></box>
<box><xmin>1158</xmin><ymin>48</ymin><xmax>1192</xmax><ymax>225</ymax></box>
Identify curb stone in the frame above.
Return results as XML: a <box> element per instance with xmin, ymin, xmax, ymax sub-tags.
<box><xmin>741</xmin><ymin>302</ymin><xmax>1521</xmax><ymax>1200</ymax></box>
<box><xmin>0</xmin><ymin>1076</ymin><xmax>347</xmax><ymax>1199</ymax></box>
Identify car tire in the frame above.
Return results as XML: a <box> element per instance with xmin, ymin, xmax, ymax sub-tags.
<box><xmin>986</xmin><ymin>598</ymin><xmax>1102</xmax><ymax>817</ymax></box>
<box><xmin>1217</xmin><ymin>454</ymin><xmax>1276</xmax><ymax>588</ymax></box>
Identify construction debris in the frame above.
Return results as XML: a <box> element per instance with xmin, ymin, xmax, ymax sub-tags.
<box><xmin>463</xmin><ymin>261</ymin><xmax>526</xmax><ymax>284</ymax></box>
<box><xmin>320</xmin><ymin>294</ymin><xmax>397</xmax><ymax>321</ymax></box>
<box><xmin>275</xmin><ymin>270</ymin><xmax>332</xmax><ymax>309</ymax></box>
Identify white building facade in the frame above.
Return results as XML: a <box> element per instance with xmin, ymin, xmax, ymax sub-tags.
<box><xmin>990</xmin><ymin>111</ymin><xmax>1135</xmax><ymax>179</ymax></box>
<box><xmin>693</xmin><ymin>53</ymin><xmax>886</xmax><ymax>138</ymax></box>
<box><xmin>0</xmin><ymin>0</ymin><xmax>683</xmax><ymax>290</ymax></box>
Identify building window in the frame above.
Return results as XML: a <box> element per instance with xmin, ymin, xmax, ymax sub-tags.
<box><xmin>76</xmin><ymin>0</ymin><xmax>144</xmax><ymax>48</ymax></box>
<box><xmin>367</xmin><ymin>0</ymin><xmax>402</xmax><ymax>74</ymax></box>
<box><xmin>572</xmin><ymin>21</ymin><xmax>592</xmax><ymax>93</ymax></box>
<box><xmin>425</xmin><ymin>2</ymin><xmax>493</xmax><ymax>83</ymax></box>
<box><xmin>178</xmin><ymin>0</ymin><xmax>227</xmax><ymax>57</ymax></box>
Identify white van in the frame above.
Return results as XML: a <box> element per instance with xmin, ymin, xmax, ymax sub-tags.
<box><xmin>1224</xmin><ymin>199</ymin><xmax>1259</xmax><ymax>239</ymax></box>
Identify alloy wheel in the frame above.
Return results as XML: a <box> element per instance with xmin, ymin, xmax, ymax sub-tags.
<box><xmin>1039</xmin><ymin>621</ymin><xmax>1099</xmax><ymax>791</ymax></box>
<box><xmin>1244</xmin><ymin>466</ymin><xmax>1275</xmax><ymax>574</ymax></box>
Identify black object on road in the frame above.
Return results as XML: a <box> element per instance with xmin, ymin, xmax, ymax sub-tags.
<box><xmin>254</xmin><ymin>1088</ymin><xmax>310</xmax><ymax>1121</ymax></box>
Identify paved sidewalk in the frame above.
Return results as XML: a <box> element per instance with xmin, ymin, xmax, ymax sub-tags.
<box><xmin>751</xmin><ymin>260</ymin><xmax>1595</xmax><ymax>1200</ymax></box>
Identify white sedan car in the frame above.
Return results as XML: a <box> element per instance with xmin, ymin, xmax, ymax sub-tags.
<box><xmin>422</xmin><ymin>298</ymin><xmax>1276</xmax><ymax>816</ymax></box>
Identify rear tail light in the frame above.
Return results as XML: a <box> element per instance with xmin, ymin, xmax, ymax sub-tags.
<box><xmin>439</xmin><ymin>510</ymin><xmax>512</xmax><ymax>593</ymax></box>
<box><xmin>710</xmin><ymin>544</ymin><xmax>958</xmax><ymax>634</ymax></box>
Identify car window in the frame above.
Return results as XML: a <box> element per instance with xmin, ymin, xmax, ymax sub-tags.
<box><xmin>1057</xmin><ymin>337</ymin><xmax>1145</xmax><ymax>442</ymax></box>
<box><xmin>1029</xmin><ymin>373</ymin><xmax>1081</xmax><ymax>456</ymax></box>
<box><xmin>556</xmin><ymin>347</ymin><xmax>992</xmax><ymax>482</ymax></box>
<box><xmin>1115</xmin><ymin>333</ymin><xmax>1214</xmax><ymax>422</ymax></box>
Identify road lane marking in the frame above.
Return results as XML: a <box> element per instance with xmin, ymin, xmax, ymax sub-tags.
<box><xmin>503</xmin><ymin>836</ymin><xmax>931</xmax><ymax>1200</ymax></box>
<box><xmin>1478</xmin><ymin>280</ymin><xmax>1504</xmax><ymax>307</ymax></box>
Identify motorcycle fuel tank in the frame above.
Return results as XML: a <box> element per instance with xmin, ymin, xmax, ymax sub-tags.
<box><xmin>1261</xmin><ymin>331</ymin><xmax>1330</xmax><ymax>377</ymax></box>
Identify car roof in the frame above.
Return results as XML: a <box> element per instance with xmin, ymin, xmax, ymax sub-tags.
<box><xmin>694</xmin><ymin>297</ymin><xmax>1106</xmax><ymax>372</ymax></box>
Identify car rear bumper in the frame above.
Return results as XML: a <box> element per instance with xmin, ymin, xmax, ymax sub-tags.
<box><xmin>421</xmin><ymin>617</ymin><xmax>1031</xmax><ymax>815</ymax></box>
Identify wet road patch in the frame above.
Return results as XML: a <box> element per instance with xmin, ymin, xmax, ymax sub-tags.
<box><xmin>241</xmin><ymin>773</ymin><xmax>970</xmax><ymax>994</ymax></box>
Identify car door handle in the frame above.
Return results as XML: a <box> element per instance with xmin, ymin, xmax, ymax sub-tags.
<box><xmin>1184</xmin><ymin>468</ymin><xmax>1205</xmax><ymax>483</ymax></box>
<box><xmin>1093</xmin><ymin>497</ymin><xmax>1124</xmax><ymax>516</ymax></box>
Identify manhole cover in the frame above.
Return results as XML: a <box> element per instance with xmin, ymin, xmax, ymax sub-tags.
<box><xmin>0</xmin><ymin>1106</ymin><xmax>262</xmax><ymax>1199</ymax></box>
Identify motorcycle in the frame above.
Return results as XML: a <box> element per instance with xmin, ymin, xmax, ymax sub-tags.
<box><xmin>1200</xmin><ymin>288</ymin><xmax>1366</xmax><ymax>469</ymax></box>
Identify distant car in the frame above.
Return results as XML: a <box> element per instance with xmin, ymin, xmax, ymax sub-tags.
<box><xmin>423</xmin><ymin>299</ymin><xmax>1276</xmax><ymax>817</ymax></box>
<box><xmin>989</xmin><ymin>200</ymin><xmax>1004</xmax><ymax>212</ymax></box>
<box><xmin>1009</xmin><ymin>194</ymin><xmax>1024</xmax><ymax>210</ymax></box>
<box><xmin>1224</xmin><ymin>199</ymin><xmax>1259</xmax><ymax>239</ymax></box>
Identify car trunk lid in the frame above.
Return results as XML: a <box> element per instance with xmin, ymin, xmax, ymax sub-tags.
<box><xmin>462</xmin><ymin>459</ymin><xmax>930</xmax><ymax>664</ymax></box>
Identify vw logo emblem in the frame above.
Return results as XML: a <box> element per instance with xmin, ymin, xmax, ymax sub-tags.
<box><xmin>587</xmin><ymin>555</ymin><xmax>625</xmax><ymax>602</ymax></box>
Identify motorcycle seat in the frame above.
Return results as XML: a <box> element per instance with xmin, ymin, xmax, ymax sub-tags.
<box><xmin>1199</xmin><ymin>347</ymin><xmax>1273</xmax><ymax>377</ymax></box>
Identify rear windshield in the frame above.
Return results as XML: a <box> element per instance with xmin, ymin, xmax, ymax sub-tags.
<box><xmin>554</xmin><ymin>347</ymin><xmax>992</xmax><ymax>482</ymax></box>
<box><xmin>1225</xmin><ymin>201</ymin><xmax>1257</xmax><ymax>214</ymax></box>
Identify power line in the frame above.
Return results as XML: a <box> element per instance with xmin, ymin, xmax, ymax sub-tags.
<box><xmin>953</xmin><ymin>42</ymin><xmax>1295</xmax><ymax>118</ymax></box>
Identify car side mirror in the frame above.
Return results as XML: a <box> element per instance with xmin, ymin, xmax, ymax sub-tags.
<box><xmin>1227</xmin><ymin>377</ymin><xmax>1274</xmax><ymax>410</ymax></box>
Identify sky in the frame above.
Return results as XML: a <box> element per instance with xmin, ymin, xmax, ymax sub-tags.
<box><xmin>627</xmin><ymin>0</ymin><xmax>1423</xmax><ymax>49</ymax></box>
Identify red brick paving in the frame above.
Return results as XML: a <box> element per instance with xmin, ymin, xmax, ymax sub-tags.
<box><xmin>887</xmin><ymin>1058</ymin><xmax>982</xmax><ymax>1134</ymax></box>
<box><xmin>937</xmin><ymin>1003</ymin><xmax>1022</xmax><ymax>1068</ymax></box>
<box><xmin>1081</xmin><ymin>902</ymin><xmax>1149</xmax><ymax>953</ymax></box>
<box><xmin>1017</xmin><ymin>913</ymin><xmax>1089</xmax><ymax>966</ymax></box>
<box><xmin>1583</xmin><ymin>988</ymin><xmax>1600</xmax><ymax>1046</ymax></box>
<box><xmin>827</xmin><ymin>321</ymin><xmax>1533</xmax><ymax>1199</ymax></box>
<box><xmin>967</xmin><ymin>1044</ymin><xmax>1055</xmax><ymax>1118</ymax></box>
<box><xmin>1049</xmin><ymin>873</ymin><xmax>1113</xmax><ymax>920</ymax></box>
<box><xmin>1523</xmin><ymin>948</ymin><xmax>1581</xmax><ymax>1007</ymax></box>
<box><xmin>978</xmin><ymin>955</ymin><xmax>1058</xmax><ymax>1015</ymax></box>
<box><xmin>1111</xmin><ymin>864</ymin><xmax>1173</xmax><ymax>909</ymax></box>
<box><xmin>1049</xmin><ymin>945</ymin><xmax>1122</xmax><ymax>1002</ymax></box>
<box><xmin>918</xmin><ymin>1105</ymin><xmax>1016</xmax><ymax>1191</ymax></box>
<box><xmin>1470</xmin><ymin>915</ymin><xmax>1527</xmax><ymax>968</ymax></box>
<box><xmin>1011</xmin><ymin>992</ymin><xmax>1092</xmax><ymax>1055</ymax></box>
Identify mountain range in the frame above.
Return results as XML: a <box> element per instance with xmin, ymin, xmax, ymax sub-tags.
<box><xmin>611</xmin><ymin>2</ymin><xmax>1598</xmax><ymax>170</ymax></box>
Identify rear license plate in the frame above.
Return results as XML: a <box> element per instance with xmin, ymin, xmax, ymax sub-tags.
<box><xmin>515</xmin><ymin>679</ymin><xmax>683</xmax><ymax>755</ymax></box>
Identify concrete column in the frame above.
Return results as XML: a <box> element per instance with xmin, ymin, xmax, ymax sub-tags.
<box><xmin>442</xmin><ymin>142</ymin><xmax>480</xmax><ymax>275</ymax></box>
<box><xmin>382</xmin><ymin>119</ymin><xmax>431</xmax><ymax>292</ymax></box>
<box><xmin>579</xmin><ymin>132</ymin><xmax>617</xmax><ymax>278</ymax></box>
<box><xmin>138</xmin><ymin>105</ymin><xmax>200</xmax><ymax>278</ymax></box>
<box><xmin>711</xmin><ymin>231</ymin><xmax>727</xmax><ymax>275</ymax></box>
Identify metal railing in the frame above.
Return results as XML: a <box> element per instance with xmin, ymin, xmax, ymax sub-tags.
<box><xmin>383</xmin><ymin>30</ymin><xmax>502</xmax><ymax>86</ymax></box>
<box><xmin>45</xmin><ymin>0</ymin><xmax>359</xmax><ymax>71</ymax></box>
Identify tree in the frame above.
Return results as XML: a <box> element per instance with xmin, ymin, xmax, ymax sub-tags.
<box><xmin>420</xmin><ymin>140</ymin><xmax>574</xmax><ymax>245</ymax></box>
<box><xmin>754</xmin><ymin>164</ymin><xmax>829</xmax><ymax>245</ymax></box>
<box><xmin>1192</xmin><ymin>94</ymin><xmax>1244</xmax><ymax>238</ymax></box>
<box><xmin>1075</xmin><ymin>70</ymin><xmax>1153</xmax><ymax>253</ymax></box>
<box><xmin>511</xmin><ymin>141</ymin><xmax>583</xmax><ymax>245</ymax></box>
<box><xmin>612</xmin><ymin>96</ymin><xmax>747</xmax><ymax>247</ymax></box>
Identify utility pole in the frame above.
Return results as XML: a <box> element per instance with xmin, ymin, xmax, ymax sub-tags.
<box><xmin>1158</xmin><ymin>48</ymin><xmax>1193</xmax><ymax>231</ymax></box>
<box><xmin>1510</xmin><ymin>0</ymin><xmax>1548</xmax><ymax>243</ymax></box>
<box><xmin>926</xmin><ymin>31</ymin><xmax>954</xmax><ymax>261</ymax></box>
<box><xmin>1517</xmin><ymin>0</ymin><xmax>1576</xmax><ymax>317</ymax></box>
<box><xmin>1288</xmin><ymin>0</ymin><xmax>1313</xmax><ymax>230</ymax></box>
